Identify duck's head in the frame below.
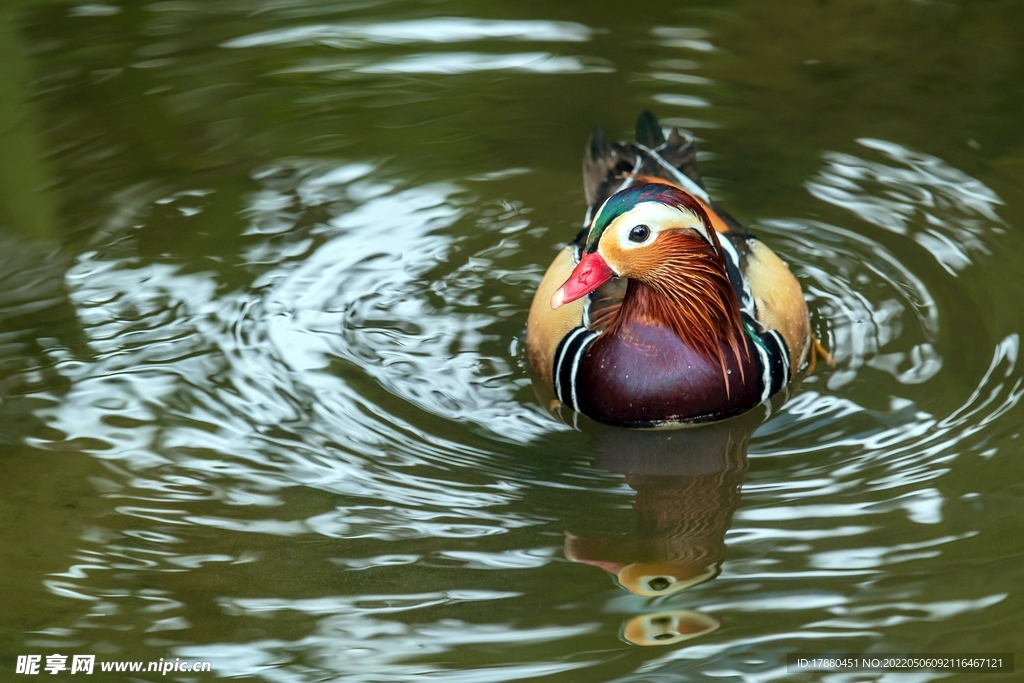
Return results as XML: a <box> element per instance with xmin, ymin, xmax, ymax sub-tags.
<box><xmin>551</xmin><ymin>183</ymin><xmax>722</xmax><ymax>309</ymax></box>
<box><xmin>616</xmin><ymin>560</ymin><xmax>720</xmax><ymax>597</ymax></box>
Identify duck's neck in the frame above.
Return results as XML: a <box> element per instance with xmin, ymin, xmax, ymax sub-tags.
<box><xmin>608</xmin><ymin>235</ymin><xmax>749</xmax><ymax>387</ymax></box>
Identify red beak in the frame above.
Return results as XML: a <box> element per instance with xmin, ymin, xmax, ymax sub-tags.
<box><xmin>551</xmin><ymin>251</ymin><xmax>616</xmax><ymax>309</ymax></box>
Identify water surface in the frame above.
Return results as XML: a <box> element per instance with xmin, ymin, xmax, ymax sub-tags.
<box><xmin>1</xmin><ymin>0</ymin><xmax>1023</xmax><ymax>681</ymax></box>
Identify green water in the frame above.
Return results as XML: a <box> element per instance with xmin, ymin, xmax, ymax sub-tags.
<box><xmin>1</xmin><ymin>0</ymin><xmax>1023</xmax><ymax>680</ymax></box>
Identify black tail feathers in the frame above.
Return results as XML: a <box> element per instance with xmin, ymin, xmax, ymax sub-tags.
<box><xmin>635</xmin><ymin>110</ymin><xmax>666</xmax><ymax>148</ymax></box>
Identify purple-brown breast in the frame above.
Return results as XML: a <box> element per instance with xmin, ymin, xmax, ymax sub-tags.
<box><xmin>575</xmin><ymin>320</ymin><xmax>760</xmax><ymax>426</ymax></box>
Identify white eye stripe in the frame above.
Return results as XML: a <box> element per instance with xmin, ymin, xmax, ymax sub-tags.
<box><xmin>609</xmin><ymin>202</ymin><xmax>710</xmax><ymax>250</ymax></box>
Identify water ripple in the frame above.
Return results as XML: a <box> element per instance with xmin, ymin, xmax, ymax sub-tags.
<box><xmin>354</xmin><ymin>52</ymin><xmax>613</xmax><ymax>75</ymax></box>
<box><xmin>807</xmin><ymin>138</ymin><xmax>1004</xmax><ymax>274</ymax></box>
<box><xmin>6</xmin><ymin>5</ymin><xmax>1023</xmax><ymax>673</ymax></box>
<box><xmin>222</xmin><ymin>18</ymin><xmax>595</xmax><ymax>50</ymax></box>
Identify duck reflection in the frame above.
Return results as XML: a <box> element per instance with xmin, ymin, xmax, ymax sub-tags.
<box><xmin>566</xmin><ymin>409</ymin><xmax>763</xmax><ymax>645</ymax></box>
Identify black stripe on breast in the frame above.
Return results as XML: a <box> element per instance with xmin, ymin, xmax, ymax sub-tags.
<box><xmin>720</xmin><ymin>236</ymin><xmax>747</xmax><ymax>306</ymax></box>
<box><xmin>553</xmin><ymin>327</ymin><xmax>598</xmax><ymax>411</ymax></box>
<box><xmin>742</xmin><ymin>314</ymin><xmax>791</xmax><ymax>400</ymax></box>
<box><xmin>764</xmin><ymin>331</ymin><xmax>788</xmax><ymax>396</ymax></box>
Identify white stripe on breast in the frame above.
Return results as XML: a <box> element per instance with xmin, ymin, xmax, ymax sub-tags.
<box><xmin>755</xmin><ymin>338</ymin><xmax>772</xmax><ymax>404</ymax></box>
<box><xmin>554</xmin><ymin>327</ymin><xmax>588</xmax><ymax>403</ymax></box>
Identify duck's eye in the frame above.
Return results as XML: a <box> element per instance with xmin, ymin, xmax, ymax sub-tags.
<box><xmin>648</xmin><ymin>576</ymin><xmax>673</xmax><ymax>592</ymax></box>
<box><xmin>628</xmin><ymin>224</ymin><xmax>651</xmax><ymax>243</ymax></box>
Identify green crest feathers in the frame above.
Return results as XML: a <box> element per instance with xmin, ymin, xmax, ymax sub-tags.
<box><xmin>585</xmin><ymin>184</ymin><xmax>707</xmax><ymax>253</ymax></box>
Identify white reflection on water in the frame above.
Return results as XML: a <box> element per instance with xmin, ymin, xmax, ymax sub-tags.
<box><xmin>220</xmin><ymin>590</ymin><xmax>523</xmax><ymax>614</ymax></box>
<box><xmin>69</xmin><ymin>4</ymin><xmax>121</xmax><ymax>17</ymax></box>
<box><xmin>36</xmin><ymin>163</ymin><xmax>558</xmax><ymax>560</ymax></box>
<box><xmin>810</xmin><ymin>592</ymin><xmax>1007</xmax><ymax>625</ymax></box>
<box><xmin>761</xmin><ymin>217</ymin><xmax>941</xmax><ymax>389</ymax></box>
<box><xmin>649</xmin><ymin>71</ymin><xmax>713</xmax><ymax>85</ymax></box>
<box><xmin>223</xmin><ymin>18</ymin><xmax>594</xmax><ymax>49</ymax></box>
<box><xmin>225</xmin><ymin>17</ymin><xmax>609</xmax><ymax>78</ymax></box>
<box><xmin>253</xmin><ymin>161</ymin><xmax>557</xmax><ymax>441</ymax></box>
<box><xmin>437</xmin><ymin>547</ymin><xmax>556</xmax><ymax>569</ymax></box>
<box><xmin>177</xmin><ymin>591</ymin><xmax>595</xmax><ymax>683</ymax></box>
<box><xmin>807</xmin><ymin>138</ymin><xmax>1003</xmax><ymax>274</ymax></box>
<box><xmin>759</xmin><ymin>333</ymin><xmax>1022</xmax><ymax>473</ymax></box>
<box><xmin>355</xmin><ymin>52</ymin><xmax>612</xmax><ymax>75</ymax></box>
<box><xmin>652</xmin><ymin>93</ymin><xmax>712</xmax><ymax>108</ymax></box>
<box><xmin>810</xmin><ymin>533</ymin><xmax>975</xmax><ymax>570</ymax></box>
<box><xmin>27</xmin><ymin>161</ymin><xmax>594</xmax><ymax>677</ymax></box>
<box><xmin>647</xmin><ymin>36</ymin><xmax>719</xmax><ymax>129</ymax></box>
<box><xmin>651</xmin><ymin>27</ymin><xmax>716</xmax><ymax>52</ymax></box>
<box><xmin>736</xmin><ymin>488</ymin><xmax>944</xmax><ymax>524</ymax></box>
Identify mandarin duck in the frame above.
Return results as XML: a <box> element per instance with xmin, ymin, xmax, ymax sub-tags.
<box><xmin>527</xmin><ymin>112</ymin><xmax>812</xmax><ymax>427</ymax></box>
